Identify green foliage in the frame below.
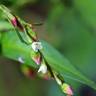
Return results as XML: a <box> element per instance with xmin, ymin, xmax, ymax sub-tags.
<box><xmin>1</xmin><ymin>30</ymin><xmax>96</xmax><ymax>91</ymax></box>
<box><xmin>1</xmin><ymin>31</ymin><xmax>37</xmax><ymax>68</ymax></box>
<box><xmin>41</xmin><ymin>40</ymin><xmax>96</xmax><ymax>90</ymax></box>
<box><xmin>74</xmin><ymin>0</ymin><xmax>96</xmax><ymax>27</ymax></box>
<box><xmin>0</xmin><ymin>0</ymin><xmax>36</xmax><ymax>7</ymax></box>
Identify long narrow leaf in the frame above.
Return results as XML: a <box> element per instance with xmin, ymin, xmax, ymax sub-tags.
<box><xmin>1</xmin><ymin>31</ymin><xmax>96</xmax><ymax>90</ymax></box>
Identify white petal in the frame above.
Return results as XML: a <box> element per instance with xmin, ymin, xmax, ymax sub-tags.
<box><xmin>31</xmin><ymin>42</ymin><xmax>43</xmax><ymax>52</ymax></box>
<box><xmin>18</xmin><ymin>57</ymin><xmax>24</xmax><ymax>64</ymax></box>
<box><xmin>38</xmin><ymin>64</ymin><xmax>47</xmax><ymax>74</ymax></box>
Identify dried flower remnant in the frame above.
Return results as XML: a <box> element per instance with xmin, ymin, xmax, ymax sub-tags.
<box><xmin>21</xmin><ymin>65</ymin><xmax>36</xmax><ymax>78</ymax></box>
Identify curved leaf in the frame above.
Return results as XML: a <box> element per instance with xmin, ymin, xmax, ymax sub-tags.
<box><xmin>1</xmin><ymin>31</ymin><xmax>96</xmax><ymax>90</ymax></box>
<box><xmin>41</xmin><ymin>40</ymin><xmax>96</xmax><ymax>90</ymax></box>
<box><xmin>1</xmin><ymin>31</ymin><xmax>37</xmax><ymax>68</ymax></box>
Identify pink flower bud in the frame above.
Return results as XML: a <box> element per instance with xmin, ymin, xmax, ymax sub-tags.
<box><xmin>32</xmin><ymin>54</ymin><xmax>41</xmax><ymax>65</ymax></box>
<box><xmin>62</xmin><ymin>83</ymin><xmax>73</xmax><ymax>96</ymax></box>
<box><xmin>11</xmin><ymin>17</ymin><xmax>17</xmax><ymax>26</ymax></box>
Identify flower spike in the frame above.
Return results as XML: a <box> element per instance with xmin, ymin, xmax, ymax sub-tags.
<box><xmin>0</xmin><ymin>5</ymin><xmax>74</xmax><ymax>96</ymax></box>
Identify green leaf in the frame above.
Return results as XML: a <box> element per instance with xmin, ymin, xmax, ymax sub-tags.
<box><xmin>0</xmin><ymin>21</ymin><xmax>13</xmax><ymax>31</ymax></box>
<box><xmin>41</xmin><ymin>40</ymin><xmax>96</xmax><ymax>90</ymax></box>
<box><xmin>1</xmin><ymin>31</ymin><xmax>96</xmax><ymax>90</ymax></box>
<box><xmin>1</xmin><ymin>31</ymin><xmax>37</xmax><ymax>68</ymax></box>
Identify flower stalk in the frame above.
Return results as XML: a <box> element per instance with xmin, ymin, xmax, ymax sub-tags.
<box><xmin>0</xmin><ymin>5</ymin><xmax>74</xmax><ymax>96</ymax></box>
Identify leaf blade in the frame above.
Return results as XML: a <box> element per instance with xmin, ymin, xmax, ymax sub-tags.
<box><xmin>41</xmin><ymin>40</ymin><xmax>96</xmax><ymax>90</ymax></box>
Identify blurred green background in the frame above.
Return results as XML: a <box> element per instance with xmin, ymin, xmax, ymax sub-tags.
<box><xmin>0</xmin><ymin>0</ymin><xmax>96</xmax><ymax>96</ymax></box>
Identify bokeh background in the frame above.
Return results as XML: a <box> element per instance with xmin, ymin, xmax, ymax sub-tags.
<box><xmin>0</xmin><ymin>0</ymin><xmax>96</xmax><ymax>96</ymax></box>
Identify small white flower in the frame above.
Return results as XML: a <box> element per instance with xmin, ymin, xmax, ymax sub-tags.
<box><xmin>18</xmin><ymin>57</ymin><xmax>24</xmax><ymax>64</ymax></box>
<box><xmin>31</xmin><ymin>42</ymin><xmax>43</xmax><ymax>52</ymax></box>
<box><xmin>38</xmin><ymin>63</ymin><xmax>47</xmax><ymax>74</ymax></box>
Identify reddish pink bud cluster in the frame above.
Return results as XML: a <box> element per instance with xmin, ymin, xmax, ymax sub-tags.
<box><xmin>62</xmin><ymin>83</ymin><xmax>73</xmax><ymax>96</ymax></box>
<box><xmin>32</xmin><ymin>54</ymin><xmax>41</xmax><ymax>65</ymax></box>
<box><xmin>11</xmin><ymin>17</ymin><xmax>17</xmax><ymax>26</ymax></box>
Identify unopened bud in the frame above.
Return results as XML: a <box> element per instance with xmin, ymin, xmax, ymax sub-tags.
<box><xmin>32</xmin><ymin>54</ymin><xmax>41</xmax><ymax>65</ymax></box>
<box><xmin>61</xmin><ymin>83</ymin><xmax>73</xmax><ymax>96</ymax></box>
<box><xmin>11</xmin><ymin>17</ymin><xmax>17</xmax><ymax>26</ymax></box>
